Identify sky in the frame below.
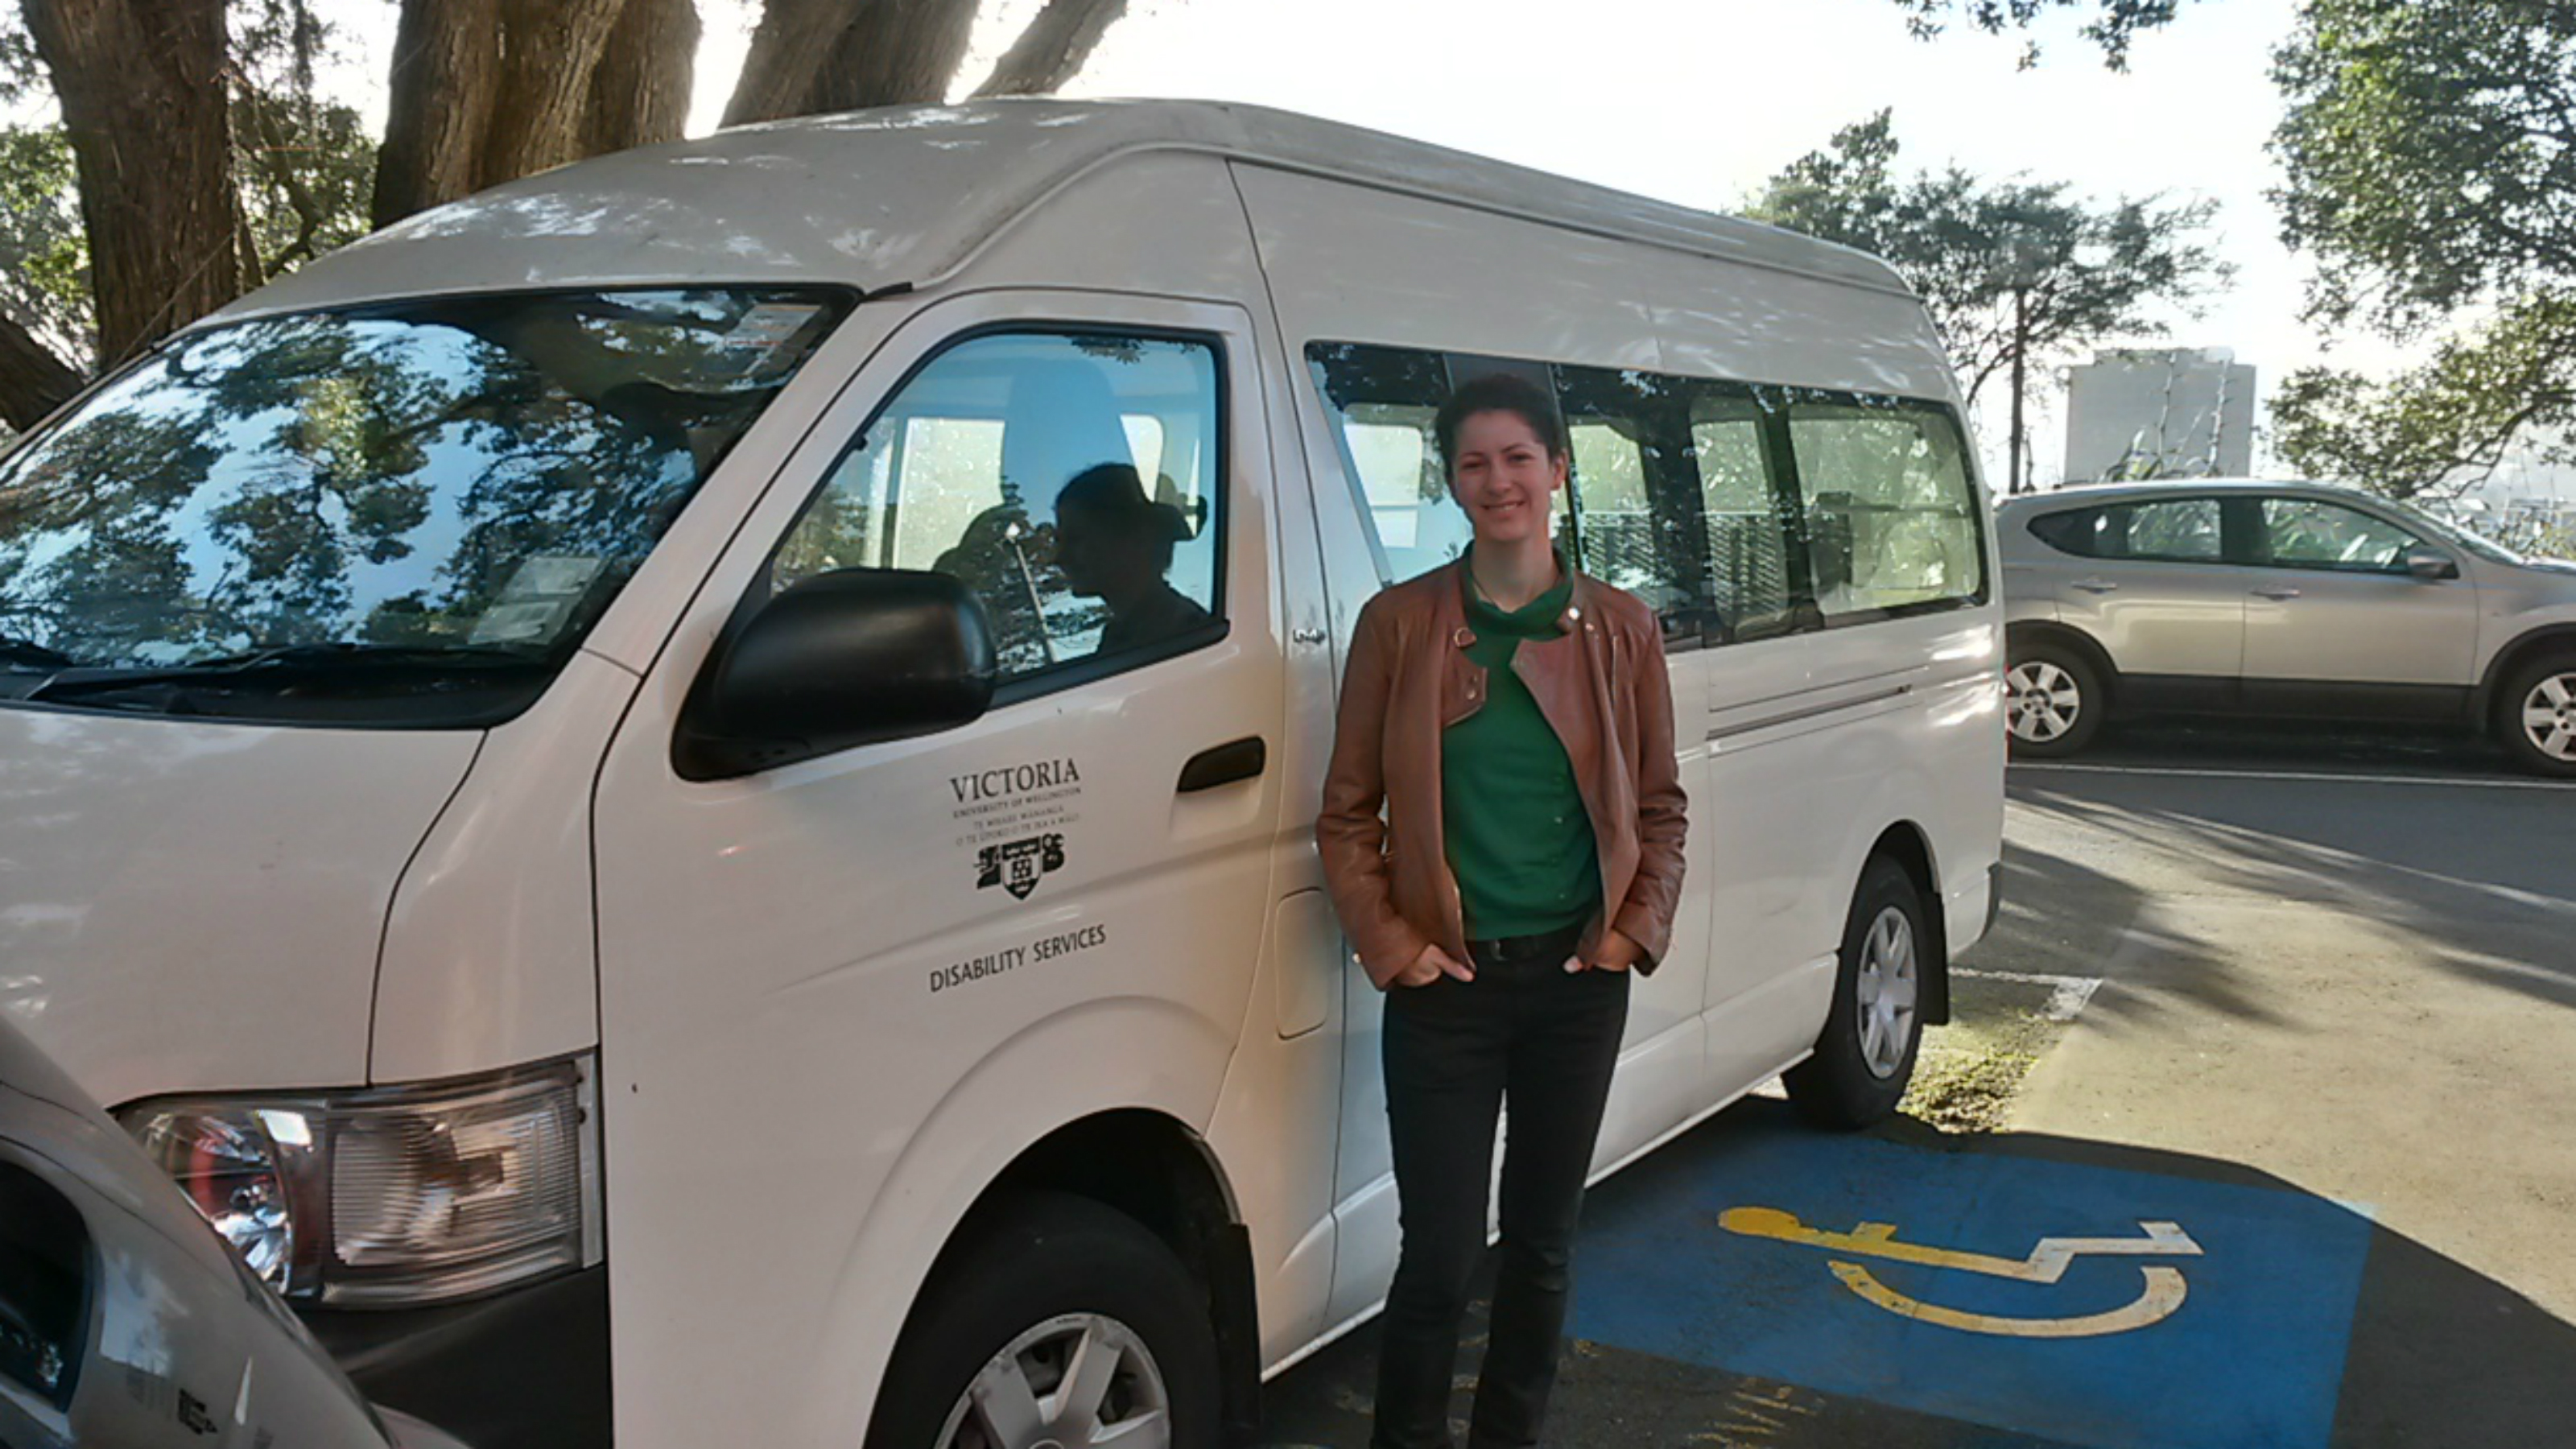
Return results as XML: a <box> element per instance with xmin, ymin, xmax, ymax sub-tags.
<box><xmin>24</xmin><ymin>0</ymin><xmax>2570</xmax><ymax>500</ymax></box>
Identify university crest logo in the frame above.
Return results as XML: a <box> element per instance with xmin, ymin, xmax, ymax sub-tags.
<box><xmin>976</xmin><ymin>832</ymin><xmax>1067</xmax><ymax>900</ymax></box>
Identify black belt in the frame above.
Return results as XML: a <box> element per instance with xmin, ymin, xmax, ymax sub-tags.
<box><xmin>1465</xmin><ymin>919</ymin><xmax>1587</xmax><ymax>965</ymax></box>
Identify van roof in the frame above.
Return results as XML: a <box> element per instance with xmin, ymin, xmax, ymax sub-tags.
<box><xmin>215</xmin><ymin>98</ymin><xmax>1913</xmax><ymax>323</ymax></box>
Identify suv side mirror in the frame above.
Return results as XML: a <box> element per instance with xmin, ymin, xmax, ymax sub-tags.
<box><xmin>2402</xmin><ymin>544</ymin><xmax>2461</xmax><ymax>580</ymax></box>
<box><xmin>677</xmin><ymin>568</ymin><xmax>997</xmax><ymax>779</ymax></box>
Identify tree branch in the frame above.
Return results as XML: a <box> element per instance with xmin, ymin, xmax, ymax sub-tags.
<box><xmin>0</xmin><ymin>305</ymin><xmax>83</xmax><ymax>431</ymax></box>
<box><xmin>972</xmin><ymin>0</ymin><xmax>1130</xmax><ymax>98</ymax></box>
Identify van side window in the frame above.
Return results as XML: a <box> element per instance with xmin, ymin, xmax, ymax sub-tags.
<box><xmin>1551</xmin><ymin>366</ymin><xmax>1705</xmax><ymax>642</ymax></box>
<box><xmin>1306</xmin><ymin>343</ymin><xmax>1471</xmax><ymax>584</ymax></box>
<box><xmin>1686</xmin><ymin>387</ymin><xmax>1799</xmax><ymax>643</ymax></box>
<box><xmin>1783</xmin><ymin>398</ymin><xmax>1987</xmax><ymax>621</ymax></box>
<box><xmin>776</xmin><ymin>331</ymin><xmax>1224</xmax><ymax>681</ymax></box>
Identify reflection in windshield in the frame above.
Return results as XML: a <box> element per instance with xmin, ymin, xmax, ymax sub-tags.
<box><xmin>0</xmin><ymin>288</ymin><xmax>848</xmax><ymax>723</ymax></box>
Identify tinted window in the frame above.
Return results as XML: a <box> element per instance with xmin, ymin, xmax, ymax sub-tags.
<box><xmin>1307</xmin><ymin>343</ymin><xmax>1483</xmax><ymax>584</ymax></box>
<box><xmin>2261</xmin><ymin>497</ymin><xmax>2418</xmax><ymax>572</ymax></box>
<box><xmin>1785</xmin><ymin>399</ymin><xmax>1986</xmax><ymax>619</ymax></box>
<box><xmin>0</xmin><ymin>1162</ymin><xmax>90</xmax><ymax>1410</ymax></box>
<box><xmin>777</xmin><ymin>331</ymin><xmax>1224</xmax><ymax>681</ymax></box>
<box><xmin>2120</xmin><ymin>499</ymin><xmax>2225</xmax><ymax>561</ymax></box>
<box><xmin>2032</xmin><ymin>499</ymin><xmax>2223</xmax><ymax>562</ymax></box>
<box><xmin>1689</xmin><ymin>391</ymin><xmax>1798</xmax><ymax>642</ymax></box>
<box><xmin>1307</xmin><ymin>341</ymin><xmax>1981</xmax><ymax>641</ymax></box>
<box><xmin>1553</xmin><ymin>367</ymin><xmax>1703</xmax><ymax>637</ymax></box>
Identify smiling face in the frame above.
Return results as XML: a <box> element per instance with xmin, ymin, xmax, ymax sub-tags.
<box><xmin>1447</xmin><ymin>408</ymin><xmax>1568</xmax><ymax>548</ymax></box>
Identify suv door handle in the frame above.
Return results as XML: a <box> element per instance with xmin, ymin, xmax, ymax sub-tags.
<box><xmin>2070</xmin><ymin>578</ymin><xmax>2120</xmax><ymax>594</ymax></box>
<box><xmin>1178</xmin><ymin>736</ymin><xmax>1267</xmax><ymax>793</ymax></box>
<box><xmin>2252</xmin><ymin>585</ymin><xmax>2302</xmax><ymax>601</ymax></box>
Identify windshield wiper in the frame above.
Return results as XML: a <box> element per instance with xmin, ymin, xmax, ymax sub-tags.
<box><xmin>0</xmin><ymin>636</ymin><xmax>76</xmax><ymax>671</ymax></box>
<box><xmin>22</xmin><ymin>642</ymin><xmax>551</xmax><ymax>704</ymax></box>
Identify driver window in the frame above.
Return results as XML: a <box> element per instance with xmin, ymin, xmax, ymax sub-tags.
<box><xmin>2260</xmin><ymin>497</ymin><xmax>2418</xmax><ymax>572</ymax></box>
<box><xmin>774</xmin><ymin>331</ymin><xmax>1224</xmax><ymax>680</ymax></box>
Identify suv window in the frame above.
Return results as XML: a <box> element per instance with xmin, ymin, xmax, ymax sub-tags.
<box><xmin>777</xmin><ymin>330</ymin><xmax>1224</xmax><ymax>682</ymax></box>
<box><xmin>2260</xmin><ymin>497</ymin><xmax>2419</xmax><ymax>572</ymax></box>
<box><xmin>2029</xmin><ymin>498</ymin><xmax>2222</xmax><ymax>562</ymax></box>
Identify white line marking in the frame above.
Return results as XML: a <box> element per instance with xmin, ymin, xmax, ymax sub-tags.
<box><xmin>1951</xmin><ymin>967</ymin><xmax>2103</xmax><ymax>1021</ymax></box>
<box><xmin>2013</xmin><ymin>762</ymin><xmax>2576</xmax><ymax>791</ymax></box>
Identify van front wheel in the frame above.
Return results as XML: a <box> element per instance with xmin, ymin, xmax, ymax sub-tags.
<box><xmin>1784</xmin><ymin>857</ymin><xmax>1927</xmax><ymax>1129</ymax></box>
<box><xmin>866</xmin><ymin>1192</ymin><xmax>1220</xmax><ymax>1449</ymax></box>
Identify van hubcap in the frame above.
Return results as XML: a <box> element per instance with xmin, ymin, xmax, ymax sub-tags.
<box><xmin>2522</xmin><ymin>672</ymin><xmax>2576</xmax><ymax>762</ymax></box>
<box><xmin>2005</xmin><ymin>661</ymin><xmax>2081</xmax><ymax>743</ymax></box>
<box><xmin>1856</xmin><ymin>906</ymin><xmax>1919</xmax><ymax>1080</ymax></box>
<box><xmin>938</xmin><ymin>1313</ymin><xmax>1170</xmax><ymax>1449</ymax></box>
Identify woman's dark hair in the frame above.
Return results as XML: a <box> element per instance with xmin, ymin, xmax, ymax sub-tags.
<box><xmin>1433</xmin><ymin>371</ymin><xmax>1568</xmax><ymax>474</ymax></box>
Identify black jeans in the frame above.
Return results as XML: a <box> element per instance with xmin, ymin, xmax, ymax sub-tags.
<box><xmin>1371</xmin><ymin>924</ymin><xmax>1631</xmax><ymax>1449</ymax></box>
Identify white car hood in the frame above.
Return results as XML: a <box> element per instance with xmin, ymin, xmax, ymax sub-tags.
<box><xmin>0</xmin><ymin>707</ymin><xmax>478</xmax><ymax>1108</ymax></box>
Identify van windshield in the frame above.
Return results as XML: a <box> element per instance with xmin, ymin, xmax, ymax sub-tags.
<box><xmin>0</xmin><ymin>287</ymin><xmax>848</xmax><ymax>725</ymax></box>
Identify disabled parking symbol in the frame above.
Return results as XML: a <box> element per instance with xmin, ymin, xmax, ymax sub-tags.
<box><xmin>1718</xmin><ymin>1207</ymin><xmax>2205</xmax><ymax>1339</ymax></box>
<box><xmin>1573</xmin><ymin>1118</ymin><xmax>2374</xmax><ymax>1449</ymax></box>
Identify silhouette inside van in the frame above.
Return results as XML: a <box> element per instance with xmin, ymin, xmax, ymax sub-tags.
<box><xmin>1053</xmin><ymin>464</ymin><xmax>1211</xmax><ymax>656</ymax></box>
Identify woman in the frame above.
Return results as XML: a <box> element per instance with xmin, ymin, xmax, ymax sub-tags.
<box><xmin>1317</xmin><ymin>371</ymin><xmax>1688</xmax><ymax>1449</ymax></box>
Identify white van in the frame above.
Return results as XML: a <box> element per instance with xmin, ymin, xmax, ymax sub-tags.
<box><xmin>0</xmin><ymin>101</ymin><xmax>2004</xmax><ymax>1449</ymax></box>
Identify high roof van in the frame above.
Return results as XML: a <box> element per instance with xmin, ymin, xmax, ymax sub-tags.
<box><xmin>0</xmin><ymin>100</ymin><xmax>2004</xmax><ymax>1449</ymax></box>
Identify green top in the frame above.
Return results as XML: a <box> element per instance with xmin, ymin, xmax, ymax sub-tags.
<box><xmin>1441</xmin><ymin>555</ymin><xmax>1602</xmax><ymax>940</ymax></box>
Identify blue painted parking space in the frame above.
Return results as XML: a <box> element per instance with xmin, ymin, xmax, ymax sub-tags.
<box><xmin>1574</xmin><ymin>1114</ymin><xmax>2375</xmax><ymax>1449</ymax></box>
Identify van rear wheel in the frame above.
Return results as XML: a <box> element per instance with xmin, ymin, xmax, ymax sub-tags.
<box><xmin>1785</xmin><ymin>857</ymin><xmax>1927</xmax><ymax>1130</ymax></box>
<box><xmin>865</xmin><ymin>1192</ymin><xmax>1219</xmax><ymax>1449</ymax></box>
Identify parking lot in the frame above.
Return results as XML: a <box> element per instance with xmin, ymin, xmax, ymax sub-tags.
<box><xmin>1261</xmin><ymin>720</ymin><xmax>2576</xmax><ymax>1448</ymax></box>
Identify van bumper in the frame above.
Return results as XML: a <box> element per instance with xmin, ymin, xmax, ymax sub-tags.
<box><xmin>300</xmin><ymin>1264</ymin><xmax>611</xmax><ymax>1449</ymax></box>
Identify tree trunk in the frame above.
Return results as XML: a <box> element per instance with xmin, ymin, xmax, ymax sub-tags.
<box><xmin>0</xmin><ymin>310</ymin><xmax>82</xmax><ymax>431</ymax></box>
<box><xmin>22</xmin><ymin>0</ymin><xmax>250</xmax><ymax>366</ymax></box>
<box><xmin>480</xmin><ymin>0</ymin><xmax>633</xmax><ymax>188</ymax></box>
<box><xmin>582</xmin><ymin>0</ymin><xmax>700</xmax><ymax>158</ymax></box>
<box><xmin>725</xmin><ymin>0</ymin><xmax>879</xmax><ymax>126</ymax></box>
<box><xmin>376</xmin><ymin>0</ymin><xmax>506</xmax><ymax>226</ymax></box>
<box><xmin>2007</xmin><ymin>286</ymin><xmax>2029</xmax><ymax>493</ymax></box>
<box><xmin>972</xmin><ymin>0</ymin><xmax>1129</xmax><ymax>98</ymax></box>
<box><xmin>812</xmin><ymin>0</ymin><xmax>981</xmax><ymax>114</ymax></box>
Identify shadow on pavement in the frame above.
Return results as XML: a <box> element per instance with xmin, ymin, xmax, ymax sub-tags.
<box><xmin>1261</xmin><ymin>1099</ymin><xmax>2576</xmax><ymax>1448</ymax></box>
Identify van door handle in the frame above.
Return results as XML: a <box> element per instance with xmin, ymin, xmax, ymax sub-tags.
<box><xmin>2252</xmin><ymin>585</ymin><xmax>2302</xmax><ymax>601</ymax></box>
<box><xmin>1178</xmin><ymin>736</ymin><xmax>1267</xmax><ymax>793</ymax></box>
<box><xmin>2070</xmin><ymin>578</ymin><xmax>2120</xmax><ymax>594</ymax></box>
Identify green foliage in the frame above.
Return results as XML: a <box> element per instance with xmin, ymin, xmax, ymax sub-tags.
<box><xmin>2269</xmin><ymin>0</ymin><xmax>2576</xmax><ymax>494</ymax></box>
<box><xmin>233</xmin><ymin>93</ymin><xmax>378</xmax><ymax>280</ymax></box>
<box><xmin>2272</xmin><ymin>292</ymin><xmax>2576</xmax><ymax>499</ymax></box>
<box><xmin>1888</xmin><ymin>0</ymin><xmax>2190</xmax><ymax>68</ymax></box>
<box><xmin>0</xmin><ymin>126</ymin><xmax>91</xmax><ymax>364</ymax></box>
<box><xmin>1749</xmin><ymin>110</ymin><xmax>2230</xmax><ymax>409</ymax></box>
<box><xmin>2273</xmin><ymin>0</ymin><xmax>2576</xmax><ymax>331</ymax></box>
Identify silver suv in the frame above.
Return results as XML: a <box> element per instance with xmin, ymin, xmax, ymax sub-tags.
<box><xmin>1996</xmin><ymin>480</ymin><xmax>2576</xmax><ymax>775</ymax></box>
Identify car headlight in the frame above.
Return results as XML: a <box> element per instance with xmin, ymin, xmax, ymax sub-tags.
<box><xmin>121</xmin><ymin>1055</ymin><xmax>601</xmax><ymax>1307</ymax></box>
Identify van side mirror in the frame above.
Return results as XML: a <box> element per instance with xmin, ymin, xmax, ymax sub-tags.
<box><xmin>2402</xmin><ymin>544</ymin><xmax>2460</xmax><ymax>580</ymax></box>
<box><xmin>677</xmin><ymin>569</ymin><xmax>997</xmax><ymax>779</ymax></box>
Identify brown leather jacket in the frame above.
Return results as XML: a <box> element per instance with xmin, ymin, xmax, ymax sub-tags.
<box><xmin>1318</xmin><ymin>560</ymin><xmax>1688</xmax><ymax>989</ymax></box>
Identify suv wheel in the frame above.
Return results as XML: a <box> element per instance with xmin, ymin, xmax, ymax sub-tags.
<box><xmin>2500</xmin><ymin>653</ymin><xmax>2576</xmax><ymax>778</ymax></box>
<box><xmin>2004</xmin><ymin>641</ymin><xmax>2106</xmax><ymax>757</ymax></box>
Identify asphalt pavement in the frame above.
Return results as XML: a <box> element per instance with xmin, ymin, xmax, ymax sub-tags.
<box><xmin>1260</xmin><ymin>719</ymin><xmax>2576</xmax><ymax>1448</ymax></box>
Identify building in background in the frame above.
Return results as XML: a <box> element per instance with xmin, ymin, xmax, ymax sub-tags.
<box><xmin>2062</xmin><ymin>348</ymin><xmax>2256</xmax><ymax>483</ymax></box>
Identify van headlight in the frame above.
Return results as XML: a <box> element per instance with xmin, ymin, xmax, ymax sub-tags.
<box><xmin>121</xmin><ymin>1055</ymin><xmax>601</xmax><ymax>1307</ymax></box>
